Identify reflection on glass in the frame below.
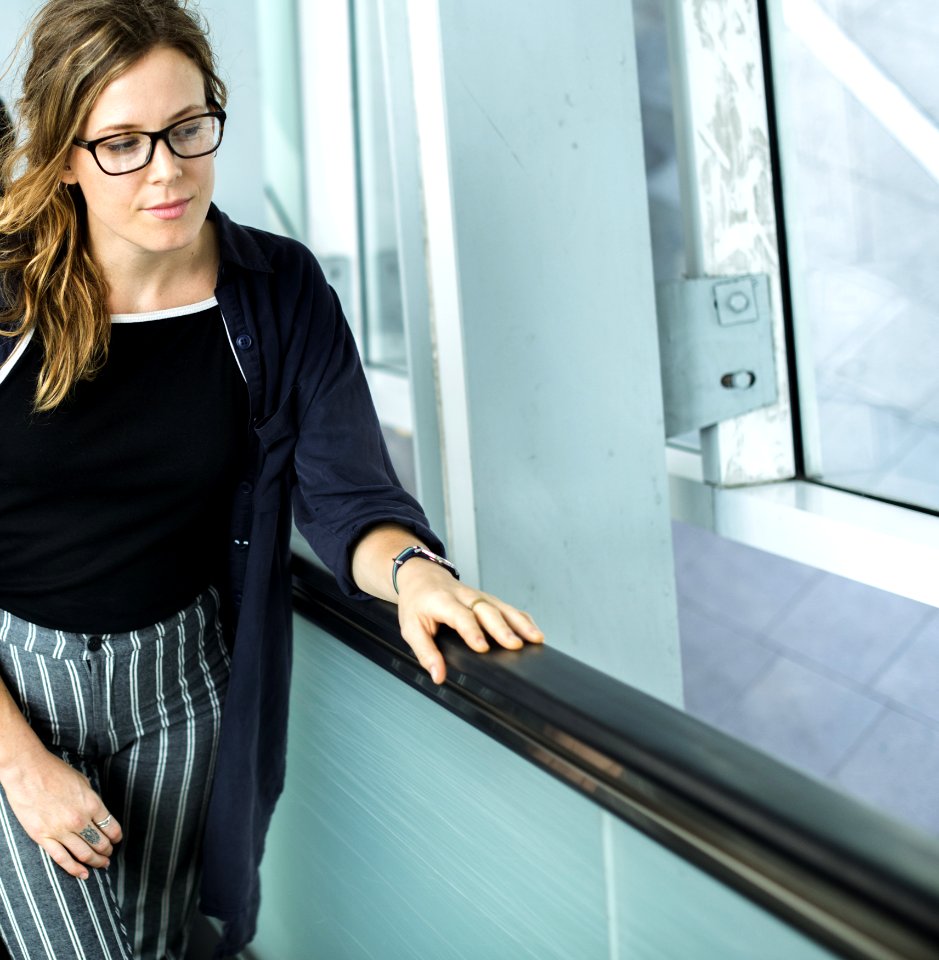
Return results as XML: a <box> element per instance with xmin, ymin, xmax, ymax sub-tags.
<box><xmin>352</xmin><ymin>0</ymin><xmax>407</xmax><ymax>372</ymax></box>
<box><xmin>771</xmin><ymin>0</ymin><xmax>939</xmax><ymax>510</ymax></box>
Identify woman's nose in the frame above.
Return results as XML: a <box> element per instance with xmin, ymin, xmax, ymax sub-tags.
<box><xmin>147</xmin><ymin>137</ymin><xmax>182</xmax><ymax>182</ymax></box>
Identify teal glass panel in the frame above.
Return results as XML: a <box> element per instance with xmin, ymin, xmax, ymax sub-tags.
<box><xmin>251</xmin><ymin>616</ymin><xmax>839</xmax><ymax>960</ymax></box>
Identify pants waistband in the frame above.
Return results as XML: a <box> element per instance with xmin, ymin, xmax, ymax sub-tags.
<box><xmin>0</xmin><ymin>588</ymin><xmax>220</xmax><ymax>661</ymax></box>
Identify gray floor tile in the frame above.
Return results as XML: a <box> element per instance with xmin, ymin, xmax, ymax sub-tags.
<box><xmin>676</xmin><ymin>536</ymin><xmax>821</xmax><ymax>636</ymax></box>
<box><xmin>677</xmin><ymin>599</ymin><xmax>775</xmax><ymax>725</ymax></box>
<box><xmin>765</xmin><ymin>573</ymin><xmax>931</xmax><ymax>685</ymax></box>
<box><xmin>874</xmin><ymin>612</ymin><xmax>939</xmax><ymax>721</ymax></box>
<box><xmin>670</xmin><ymin>520</ymin><xmax>720</xmax><ymax>574</ymax></box>
<box><xmin>714</xmin><ymin>657</ymin><xmax>883</xmax><ymax>779</ymax></box>
<box><xmin>834</xmin><ymin>709</ymin><xmax>939</xmax><ymax>838</ymax></box>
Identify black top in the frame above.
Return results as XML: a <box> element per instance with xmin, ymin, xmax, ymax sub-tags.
<box><xmin>0</xmin><ymin>300</ymin><xmax>249</xmax><ymax>633</ymax></box>
<box><xmin>0</xmin><ymin>207</ymin><xmax>445</xmax><ymax>954</ymax></box>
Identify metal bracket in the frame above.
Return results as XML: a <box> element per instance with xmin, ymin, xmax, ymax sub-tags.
<box><xmin>656</xmin><ymin>274</ymin><xmax>777</xmax><ymax>438</ymax></box>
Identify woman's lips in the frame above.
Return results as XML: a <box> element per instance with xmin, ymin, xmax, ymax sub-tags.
<box><xmin>146</xmin><ymin>199</ymin><xmax>190</xmax><ymax>220</ymax></box>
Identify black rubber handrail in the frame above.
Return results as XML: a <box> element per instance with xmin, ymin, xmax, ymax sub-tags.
<box><xmin>292</xmin><ymin>554</ymin><xmax>939</xmax><ymax>960</ymax></box>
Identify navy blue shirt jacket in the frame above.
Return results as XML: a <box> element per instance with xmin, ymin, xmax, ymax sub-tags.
<box><xmin>0</xmin><ymin>205</ymin><xmax>444</xmax><ymax>957</ymax></box>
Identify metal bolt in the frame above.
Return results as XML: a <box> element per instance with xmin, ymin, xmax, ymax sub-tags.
<box><xmin>728</xmin><ymin>292</ymin><xmax>750</xmax><ymax>313</ymax></box>
<box><xmin>721</xmin><ymin>371</ymin><xmax>756</xmax><ymax>390</ymax></box>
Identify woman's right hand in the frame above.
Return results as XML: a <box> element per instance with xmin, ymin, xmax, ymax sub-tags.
<box><xmin>1</xmin><ymin>745</ymin><xmax>122</xmax><ymax>879</ymax></box>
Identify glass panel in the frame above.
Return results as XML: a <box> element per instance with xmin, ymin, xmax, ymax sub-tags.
<box><xmin>254</xmin><ymin>614</ymin><xmax>840</xmax><ymax>960</ymax></box>
<box><xmin>351</xmin><ymin>0</ymin><xmax>408</xmax><ymax>373</ymax></box>
<box><xmin>769</xmin><ymin>0</ymin><xmax>939</xmax><ymax>509</ymax></box>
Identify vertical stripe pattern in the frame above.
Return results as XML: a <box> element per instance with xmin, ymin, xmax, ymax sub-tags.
<box><xmin>0</xmin><ymin>589</ymin><xmax>229</xmax><ymax>960</ymax></box>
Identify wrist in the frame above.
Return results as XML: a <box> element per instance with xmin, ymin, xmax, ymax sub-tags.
<box><xmin>392</xmin><ymin>545</ymin><xmax>459</xmax><ymax>595</ymax></box>
<box><xmin>0</xmin><ymin>729</ymin><xmax>47</xmax><ymax>785</ymax></box>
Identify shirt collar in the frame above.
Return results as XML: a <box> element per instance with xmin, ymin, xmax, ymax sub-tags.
<box><xmin>208</xmin><ymin>204</ymin><xmax>275</xmax><ymax>275</ymax></box>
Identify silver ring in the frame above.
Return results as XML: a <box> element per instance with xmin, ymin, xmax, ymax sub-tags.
<box><xmin>95</xmin><ymin>816</ymin><xmax>112</xmax><ymax>830</ymax></box>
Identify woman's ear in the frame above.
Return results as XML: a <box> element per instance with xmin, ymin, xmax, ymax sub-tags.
<box><xmin>61</xmin><ymin>157</ymin><xmax>77</xmax><ymax>185</ymax></box>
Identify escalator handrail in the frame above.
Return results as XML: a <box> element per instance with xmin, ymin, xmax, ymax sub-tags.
<box><xmin>292</xmin><ymin>555</ymin><xmax>939</xmax><ymax>960</ymax></box>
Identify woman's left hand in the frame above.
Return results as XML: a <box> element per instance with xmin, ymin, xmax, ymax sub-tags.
<box><xmin>393</xmin><ymin>560</ymin><xmax>544</xmax><ymax>685</ymax></box>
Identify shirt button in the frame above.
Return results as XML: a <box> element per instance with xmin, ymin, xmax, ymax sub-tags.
<box><xmin>234</xmin><ymin>539</ymin><xmax>250</xmax><ymax>550</ymax></box>
<box><xmin>239</xmin><ymin>481</ymin><xmax>254</xmax><ymax>495</ymax></box>
<box><xmin>86</xmin><ymin>636</ymin><xmax>102</xmax><ymax>652</ymax></box>
<box><xmin>235</xmin><ymin>334</ymin><xmax>253</xmax><ymax>350</ymax></box>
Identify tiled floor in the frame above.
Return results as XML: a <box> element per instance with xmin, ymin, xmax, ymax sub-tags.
<box><xmin>673</xmin><ymin>520</ymin><xmax>939</xmax><ymax>839</ymax></box>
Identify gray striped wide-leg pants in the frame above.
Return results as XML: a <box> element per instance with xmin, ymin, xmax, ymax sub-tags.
<box><xmin>0</xmin><ymin>588</ymin><xmax>230</xmax><ymax>960</ymax></box>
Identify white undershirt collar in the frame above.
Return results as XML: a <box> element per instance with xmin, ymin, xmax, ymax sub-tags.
<box><xmin>110</xmin><ymin>296</ymin><xmax>219</xmax><ymax>324</ymax></box>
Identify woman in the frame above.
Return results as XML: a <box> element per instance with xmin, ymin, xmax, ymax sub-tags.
<box><xmin>0</xmin><ymin>1</ymin><xmax>543</xmax><ymax>957</ymax></box>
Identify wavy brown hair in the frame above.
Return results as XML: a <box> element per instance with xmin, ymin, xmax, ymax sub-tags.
<box><xmin>0</xmin><ymin>0</ymin><xmax>227</xmax><ymax>410</ymax></box>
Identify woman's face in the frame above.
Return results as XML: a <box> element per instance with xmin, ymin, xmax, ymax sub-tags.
<box><xmin>63</xmin><ymin>45</ymin><xmax>216</xmax><ymax>267</ymax></box>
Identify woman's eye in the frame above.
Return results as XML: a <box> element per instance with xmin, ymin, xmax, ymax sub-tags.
<box><xmin>102</xmin><ymin>136</ymin><xmax>144</xmax><ymax>154</ymax></box>
<box><xmin>174</xmin><ymin>122</ymin><xmax>203</xmax><ymax>140</ymax></box>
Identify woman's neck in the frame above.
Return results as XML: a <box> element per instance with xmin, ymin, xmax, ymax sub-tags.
<box><xmin>98</xmin><ymin>220</ymin><xmax>220</xmax><ymax>315</ymax></box>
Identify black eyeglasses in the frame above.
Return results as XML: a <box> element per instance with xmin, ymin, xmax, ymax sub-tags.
<box><xmin>72</xmin><ymin>109</ymin><xmax>226</xmax><ymax>176</ymax></box>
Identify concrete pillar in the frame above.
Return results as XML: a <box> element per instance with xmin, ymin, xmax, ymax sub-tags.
<box><xmin>397</xmin><ymin>0</ymin><xmax>682</xmax><ymax>703</ymax></box>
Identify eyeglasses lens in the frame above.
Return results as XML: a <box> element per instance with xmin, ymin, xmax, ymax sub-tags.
<box><xmin>95</xmin><ymin>115</ymin><xmax>222</xmax><ymax>175</ymax></box>
<box><xmin>168</xmin><ymin>116</ymin><xmax>222</xmax><ymax>157</ymax></box>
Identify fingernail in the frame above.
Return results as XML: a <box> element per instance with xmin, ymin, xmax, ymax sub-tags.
<box><xmin>80</xmin><ymin>872</ymin><xmax>89</xmax><ymax>881</ymax></box>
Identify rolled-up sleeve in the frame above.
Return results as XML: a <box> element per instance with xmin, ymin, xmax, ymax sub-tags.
<box><xmin>290</xmin><ymin>268</ymin><xmax>444</xmax><ymax>597</ymax></box>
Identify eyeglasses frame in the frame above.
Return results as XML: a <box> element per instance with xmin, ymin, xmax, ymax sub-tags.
<box><xmin>71</xmin><ymin>108</ymin><xmax>227</xmax><ymax>176</ymax></box>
